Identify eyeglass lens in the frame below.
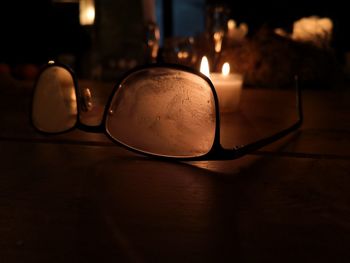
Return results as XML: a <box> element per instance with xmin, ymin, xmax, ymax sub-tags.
<box><xmin>105</xmin><ymin>68</ymin><xmax>217</xmax><ymax>158</ymax></box>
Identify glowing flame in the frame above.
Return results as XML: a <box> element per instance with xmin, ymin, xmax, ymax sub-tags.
<box><xmin>200</xmin><ymin>56</ymin><xmax>210</xmax><ymax>78</ymax></box>
<box><xmin>177</xmin><ymin>51</ymin><xmax>189</xmax><ymax>59</ymax></box>
<box><xmin>227</xmin><ymin>19</ymin><xmax>236</xmax><ymax>30</ymax></box>
<box><xmin>222</xmin><ymin>62</ymin><xmax>230</xmax><ymax>76</ymax></box>
<box><xmin>80</xmin><ymin>0</ymin><xmax>95</xmax><ymax>25</ymax></box>
<box><xmin>213</xmin><ymin>32</ymin><xmax>223</xmax><ymax>53</ymax></box>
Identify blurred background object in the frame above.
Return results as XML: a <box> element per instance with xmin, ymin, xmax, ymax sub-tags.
<box><xmin>0</xmin><ymin>0</ymin><xmax>145</xmax><ymax>81</ymax></box>
<box><xmin>0</xmin><ymin>0</ymin><xmax>349</xmax><ymax>86</ymax></box>
<box><xmin>142</xmin><ymin>0</ymin><xmax>160</xmax><ymax>63</ymax></box>
<box><xmin>292</xmin><ymin>16</ymin><xmax>333</xmax><ymax>48</ymax></box>
<box><xmin>79</xmin><ymin>0</ymin><xmax>95</xmax><ymax>26</ymax></box>
<box><xmin>144</xmin><ymin>21</ymin><xmax>160</xmax><ymax>63</ymax></box>
<box><xmin>162</xmin><ymin>37</ymin><xmax>197</xmax><ymax>67</ymax></box>
<box><xmin>204</xmin><ymin>0</ymin><xmax>348</xmax><ymax>88</ymax></box>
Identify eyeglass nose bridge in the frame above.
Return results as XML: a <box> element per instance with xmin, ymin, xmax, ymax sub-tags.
<box><xmin>31</xmin><ymin>61</ymin><xmax>303</xmax><ymax>160</ymax></box>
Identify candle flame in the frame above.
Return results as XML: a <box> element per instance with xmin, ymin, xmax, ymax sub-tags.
<box><xmin>227</xmin><ymin>19</ymin><xmax>236</xmax><ymax>30</ymax></box>
<box><xmin>213</xmin><ymin>32</ymin><xmax>223</xmax><ymax>53</ymax></box>
<box><xmin>80</xmin><ymin>0</ymin><xmax>95</xmax><ymax>25</ymax></box>
<box><xmin>200</xmin><ymin>56</ymin><xmax>210</xmax><ymax>78</ymax></box>
<box><xmin>222</xmin><ymin>62</ymin><xmax>230</xmax><ymax>76</ymax></box>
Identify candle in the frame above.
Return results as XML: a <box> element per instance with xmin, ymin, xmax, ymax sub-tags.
<box><xmin>200</xmin><ymin>57</ymin><xmax>243</xmax><ymax>113</ymax></box>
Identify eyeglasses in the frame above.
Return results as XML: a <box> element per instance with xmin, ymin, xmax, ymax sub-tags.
<box><xmin>31</xmin><ymin>61</ymin><xmax>303</xmax><ymax>160</ymax></box>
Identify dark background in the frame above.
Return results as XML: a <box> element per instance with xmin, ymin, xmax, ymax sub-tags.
<box><xmin>0</xmin><ymin>0</ymin><xmax>349</xmax><ymax>65</ymax></box>
<box><xmin>0</xmin><ymin>1</ymin><xmax>89</xmax><ymax>65</ymax></box>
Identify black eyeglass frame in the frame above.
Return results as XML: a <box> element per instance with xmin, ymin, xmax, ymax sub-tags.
<box><xmin>31</xmin><ymin>61</ymin><xmax>303</xmax><ymax>161</ymax></box>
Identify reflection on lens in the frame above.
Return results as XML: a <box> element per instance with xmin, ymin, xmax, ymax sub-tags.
<box><xmin>32</xmin><ymin>66</ymin><xmax>77</xmax><ymax>133</ymax></box>
<box><xmin>106</xmin><ymin>67</ymin><xmax>216</xmax><ymax>158</ymax></box>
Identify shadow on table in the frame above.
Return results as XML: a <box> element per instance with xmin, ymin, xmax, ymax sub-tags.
<box><xmin>82</xmin><ymin>130</ymin><xmax>303</xmax><ymax>262</ymax></box>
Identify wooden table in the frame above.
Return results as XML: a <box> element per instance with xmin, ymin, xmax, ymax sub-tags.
<box><xmin>1</xmin><ymin>74</ymin><xmax>350</xmax><ymax>262</ymax></box>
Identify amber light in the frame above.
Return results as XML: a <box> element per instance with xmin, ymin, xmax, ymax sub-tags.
<box><xmin>79</xmin><ymin>0</ymin><xmax>95</xmax><ymax>25</ymax></box>
<box><xmin>200</xmin><ymin>56</ymin><xmax>210</xmax><ymax>78</ymax></box>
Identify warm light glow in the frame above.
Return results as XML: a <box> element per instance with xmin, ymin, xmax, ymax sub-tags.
<box><xmin>227</xmin><ymin>19</ymin><xmax>236</xmax><ymax>30</ymax></box>
<box><xmin>274</xmin><ymin>28</ymin><xmax>288</xmax><ymax>37</ymax></box>
<box><xmin>222</xmin><ymin>62</ymin><xmax>230</xmax><ymax>76</ymax></box>
<box><xmin>292</xmin><ymin>16</ymin><xmax>333</xmax><ymax>47</ymax></box>
<box><xmin>200</xmin><ymin>56</ymin><xmax>210</xmax><ymax>78</ymax></box>
<box><xmin>213</xmin><ymin>32</ymin><xmax>223</xmax><ymax>53</ymax></box>
<box><xmin>240</xmin><ymin>23</ymin><xmax>249</xmax><ymax>35</ymax></box>
<box><xmin>79</xmin><ymin>0</ymin><xmax>95</xmax><ymax>25</ymax></box>
<box><xmin>177</xmin><ymin>51</ymin><xmax>189</xmax><ymax>59</ymax></box>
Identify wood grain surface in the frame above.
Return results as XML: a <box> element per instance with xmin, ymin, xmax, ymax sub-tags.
<box><xmin>1</xmin><ymin>77</ymin><xmax>350</xmax><ymax>262</ymax></box>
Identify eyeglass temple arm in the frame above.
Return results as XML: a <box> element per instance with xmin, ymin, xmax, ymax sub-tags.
<box><xmin>220</xmin><ymin>76</ymin><xmax>303</xmax><ymax>159</ymax></box>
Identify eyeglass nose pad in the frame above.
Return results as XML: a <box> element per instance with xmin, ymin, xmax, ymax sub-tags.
<box><xmin>81</xmin><ymin>87</ymin><xmax>93</xmax><ymax>112</ymax></box>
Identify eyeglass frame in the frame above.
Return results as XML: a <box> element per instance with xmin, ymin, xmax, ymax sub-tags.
<box><xmin>31</xmin><ymin>61</ymin><xmax>303</xmax><ymax>161</ymax></box>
